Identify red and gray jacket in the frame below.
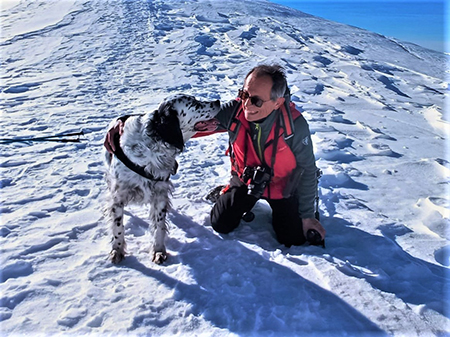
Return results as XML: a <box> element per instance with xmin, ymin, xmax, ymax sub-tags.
<box><xmin>210</xmin><ymin>98</ymin><xmax>318</xmax><ymax>218</ymax></box>
<box><xmin>228</xmin><ymin>101</ymin><xmax>300</xmax><ymax>199</ymax></box>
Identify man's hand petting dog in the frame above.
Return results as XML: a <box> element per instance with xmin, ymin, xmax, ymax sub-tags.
<box><xmin>104</xmin><ymin>120</ymin><xmax>124</xmax><ymax>154</ymax></box>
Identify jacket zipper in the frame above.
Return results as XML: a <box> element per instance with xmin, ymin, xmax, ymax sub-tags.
<box><xmin>254</xmin><ymin>123</ymin><xmax>264</xmax><ymax>161</ymax></box>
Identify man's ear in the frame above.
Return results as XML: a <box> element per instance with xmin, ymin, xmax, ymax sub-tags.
<box><xmin>151</xmin><ymin>104</ymin><xmax>184</xmax><ymax>150</ymax></box>
<box><xmin>275</xmin><ymin>97</ymin><xmax>285</xmax><ymax>110</ymax></box>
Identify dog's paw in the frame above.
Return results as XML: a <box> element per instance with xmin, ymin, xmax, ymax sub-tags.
<box><xmin>110</xmin><ymin>249</ymin><xmax>125</xmax><ymax>264</ymax></box>
<box><xmin>152</xmin><ymin>251</ymin><xmax>167</xmax><ymax>264</ymax></box>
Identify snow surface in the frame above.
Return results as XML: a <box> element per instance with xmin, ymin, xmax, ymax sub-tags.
<box><xmin>0</xmin><ymin>0</ymin><xmax>449</xmax><ymax>336</ymax></box>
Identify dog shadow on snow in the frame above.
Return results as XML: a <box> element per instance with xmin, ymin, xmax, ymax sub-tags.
<box><xmin>122</xmin><ymin>207</ymin><xmax>389</xmax><ymax>335</ymax></box>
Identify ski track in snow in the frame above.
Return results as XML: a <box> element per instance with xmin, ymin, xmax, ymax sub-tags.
<box><xmin>0</xmin><ymin>0</ymin><xmax>449</xmax><ymax>336</ymax></box>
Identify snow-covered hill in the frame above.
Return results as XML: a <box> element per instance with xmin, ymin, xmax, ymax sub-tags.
<box><xmin>0</xmin><ymin>0</ymin><xmax>448</xmax><ymax>335</ymax></box>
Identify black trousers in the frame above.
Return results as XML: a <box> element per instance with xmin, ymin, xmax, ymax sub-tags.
<box><xmin>210</xmin><ymin>184</ymin><xmax>306</xmax><ymax>246</ymax></box>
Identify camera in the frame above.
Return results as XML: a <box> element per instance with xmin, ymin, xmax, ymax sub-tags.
<box><xmin>243</xmin><ymin>166</ymin><xmax>272</xmax><ymax>199</ymax></box>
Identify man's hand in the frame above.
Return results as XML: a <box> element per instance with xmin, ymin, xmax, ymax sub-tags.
<box><xmin>302</xmin><ymin>217</ymin><xmax>326</xmax><ymax>240</ymax></box>
<box><xmin>103</xmin><ymin>120</ymin><xmax>125</xmax><ymax>154</ymax></box>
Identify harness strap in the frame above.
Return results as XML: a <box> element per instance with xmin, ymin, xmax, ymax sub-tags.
<box><xmin>112</xmin><ymin>134</ymin><xmax>173</xmax><ymax>182</ymax></box>
<box><xmin>280</xmin><ymin>102</ymin><xmax>295</xmax><ymax>140</ymax></box>
<box><xmin>270</xmin><ymin>112</ymin><xmax>282</xmax><ymax>168</ymax></box>
<box><xmin>228</xmin><ymin>104</ymin><xmax>244</xmax><ymax>174</ymax></box>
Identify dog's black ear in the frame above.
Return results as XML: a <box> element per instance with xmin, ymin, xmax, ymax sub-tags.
<box><xmin>150</xmin><ymin>103</ymin><xmax>184</xmax><ymax>150</ymax></box>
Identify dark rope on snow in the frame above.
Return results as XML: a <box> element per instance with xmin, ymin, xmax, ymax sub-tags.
<box><xmin>0</xmin><ymin>131</ymin><xmax>85</xmax><ymax>144</ymax></box>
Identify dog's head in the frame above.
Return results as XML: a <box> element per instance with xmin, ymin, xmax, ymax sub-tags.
<box><xmin>148</xmin><ymin>94</ymin><xmax>221</xmax><ymax>150</ymax></box>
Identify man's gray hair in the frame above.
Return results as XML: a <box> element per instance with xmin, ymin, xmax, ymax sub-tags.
<box><xmin>245</xmin><ymin>64</ymin><xmax>287</xmax><ymax>100</ymax></box>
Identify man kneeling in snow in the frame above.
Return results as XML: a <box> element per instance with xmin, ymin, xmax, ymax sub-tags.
<box><xmin>200</xmin><ymin>64</ymin><xmax>326</xmax><ymax>246</ymax></box>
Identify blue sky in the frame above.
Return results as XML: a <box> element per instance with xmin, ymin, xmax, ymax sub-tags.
<box><xmin>271</xmin><ymin>0</ymin><xmax>446</xmax><ymax>52</ymax></box>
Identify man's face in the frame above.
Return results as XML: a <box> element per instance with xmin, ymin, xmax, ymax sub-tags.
<box><xmin>242</xmin><ymin>74</ymin><xmax>284</xmax><ymax>122</ymax></box>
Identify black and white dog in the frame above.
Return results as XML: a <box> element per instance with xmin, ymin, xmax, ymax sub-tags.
<box><xmin>104</xmin><ymin>94</ymin><xmax>220</xmax><ymax>264</ymax></box>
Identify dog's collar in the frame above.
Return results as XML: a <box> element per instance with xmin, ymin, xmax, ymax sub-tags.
<box><xmin>112</xmin><ymin>135</ymin><xmax>177</xmax><ymax>181</ymax></box>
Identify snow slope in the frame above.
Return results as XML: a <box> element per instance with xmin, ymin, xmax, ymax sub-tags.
<box><xmin>0</xmin><ymin>0</ymin><xmax>449</xmax><ymax>335</ymax></box>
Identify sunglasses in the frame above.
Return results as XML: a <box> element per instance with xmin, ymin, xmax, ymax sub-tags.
<box><xmin>238</xmin><ymin>89</ymin><xmax>271</xmax><ymax>108</ymax></box>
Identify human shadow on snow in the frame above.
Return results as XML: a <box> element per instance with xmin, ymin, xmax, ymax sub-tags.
<box><xmin>316</xmin><ymin>185</ymin><xmax>449</xmax><ymax>318</ymax></box>
<box><xmin>324</xmin><ymin>217</ymin><xmax>448</xmax><ymax>318</ymax></box>
<box><xmin>232</xmin><ymin>199</ymin><xmax>448</xmax><ymax>319</ymax></box>
<box><xmin>124</xmin><ymin>209</ymin><xmax>385</xmax><ymax>336</ymax></box>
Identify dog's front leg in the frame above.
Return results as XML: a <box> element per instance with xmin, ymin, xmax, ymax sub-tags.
<box><xmin>109</xmin><ymin>199</ymin><xmax>126</xmax><ymax>264</ymax></box>
<box><xmin>150</xmin><ymin>188</ymin><xmax>170</xmax><ymax>264</ymax></box>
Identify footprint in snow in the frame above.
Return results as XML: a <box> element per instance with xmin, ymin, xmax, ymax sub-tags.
<box><xmin>313</xmin><ymin>55</ymin><xmax>333</xmax><ymax>67</ymax></box>
<box><xmin>365</xmin><ymin>143</ymin><xmax>402</xmax><ymax>158</ymax></box>
<box><xmin>341</xmin><ymin>45</ymin><xmax>364</xmax><ymax>56</ymax></box>
<box><xmin>0</xmin><ymin>261</ymin><xmax>33</xmax><ymax>283</ymax></box>
<box><xmin>320</xmin><ymin>172</ymin><xmax>369</xmax><ymax>191</ymax></box>
<box><xmin>356</xmin><ymin>121</ymin><xmax>397</xmax><ymax>141</ymax></box>
<box><xmin>434</xmin><ymin>246</ymin><xmax>450</xmax><ymax>267</ymax></box>
<box><xmin>239</xmin><ymin>26</ymin><xmax>259</xmax><ymax>40</ymax></box>
<box><xmin>57</xmin><ymin>307</ymin><xmax>87</xmax><ymax>328</ymax></box>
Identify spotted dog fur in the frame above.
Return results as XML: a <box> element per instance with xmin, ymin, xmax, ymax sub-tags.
<box><xmin>104</xmin><ymin>95</ymin><xmax>220</xmax><ymax>264</ymax></box>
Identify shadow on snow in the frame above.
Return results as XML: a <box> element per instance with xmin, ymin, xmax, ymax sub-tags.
<box><xmin>123</xmin><ymin>209</ymin><xmax>386</xmax><ymax>336</ymax></box>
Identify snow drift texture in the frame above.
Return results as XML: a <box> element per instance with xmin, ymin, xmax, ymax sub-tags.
<box><xmin>0</xmin><ymin>0</ymin><xmax>449</xmax><ymax>336</ymax></box>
